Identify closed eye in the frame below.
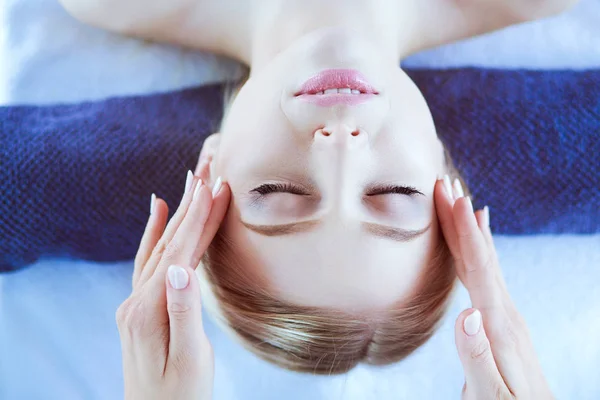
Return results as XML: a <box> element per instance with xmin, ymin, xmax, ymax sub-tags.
<box><xmin>366</xmin><ymin>185</ymin><xmax>424</xmax><ymax>196</ymax></box>
<box><xmin>251</xmin><ymin>183</ymin><xmax>310</xmax><ymax>196</ymax></box>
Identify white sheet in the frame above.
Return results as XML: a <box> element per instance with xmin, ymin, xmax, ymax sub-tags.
<box><xmin>1</xmin><ymin>0</ymin><xmax>599</xmax><ymax>399</ymax></box>
<box><xmin>1</xmin><ymin>0</ymin><xmax>599</xmax><ymax>106</ymax></box>
<box><xmin>2</xmin><ymin>236</ymin><xmax>599</xmax><ymax>400</ymax></box>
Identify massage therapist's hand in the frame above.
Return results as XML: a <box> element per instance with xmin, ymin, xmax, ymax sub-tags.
<box><xmin>116</xmin><ymin>170</ymin><xmax>230</xmax><ymax>400</ymax></box>
<box><xmin>435</xmin><ymin>176</ymin><xmax>554</xmax><ymax>400</ymax></box>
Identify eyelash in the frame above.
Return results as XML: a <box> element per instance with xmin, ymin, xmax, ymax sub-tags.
<box><xmin>251</xmin><ymin>183</ymin><xmax>422</xmax><ymax>196</ymax></box>
<box><xmin>251</xmin><ymin>183</ymin><xmax>309</xmax><ymax>195</ymax></box>
<box><xmin>366</xmin><ymin>185</ymin><xmax>422</xmax><ymax>196</ymax></box>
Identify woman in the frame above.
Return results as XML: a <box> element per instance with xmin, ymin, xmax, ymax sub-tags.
<box><xmin>60</xmin><ymin>0</ymin><xmax>573</xmax><ymax>388</ymax></box>
<box><xmin>118</xmin><ymin>177</ymin><xmax>554</xmax><ymax>399</ymax></box>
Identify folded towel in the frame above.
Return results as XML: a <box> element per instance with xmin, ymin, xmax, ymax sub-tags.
<box><xmin>1</xmin><ymin>69</ymin><xmax>598</xmax><ymax>272</ymax></box>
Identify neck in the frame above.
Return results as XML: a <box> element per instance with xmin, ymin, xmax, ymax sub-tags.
<box><xmin>247</xmin><ymin>0</ymin><xmax>415</xmax><ymax>72</ymax></box>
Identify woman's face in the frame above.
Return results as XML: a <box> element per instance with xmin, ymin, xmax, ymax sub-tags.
<box><xmin>209</xmin><ymin>28</ymin><xmax>446</xmax><ymax>313</ymax></box>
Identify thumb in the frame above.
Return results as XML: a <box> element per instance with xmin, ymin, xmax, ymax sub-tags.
<box><xmin>455</xmin><ymin>309</ymin><xmax>506</xmax><ymax>398</ymax></box>
<box><xmin>165</xmin><ymin>265</ymin><xmax>207</xmax><ymax>361</ymax></box>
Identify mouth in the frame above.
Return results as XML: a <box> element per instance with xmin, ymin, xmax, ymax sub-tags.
<box><xmin>294</xmin><ymin>69</ymin><xmax>379</xmax><ymax>106</ymax></box>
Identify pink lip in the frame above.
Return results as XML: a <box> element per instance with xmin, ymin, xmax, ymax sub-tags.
<box><xmin>295</xmin><ymin>69</ymin><xmax>378</xmax><ymax>106</ymax></box>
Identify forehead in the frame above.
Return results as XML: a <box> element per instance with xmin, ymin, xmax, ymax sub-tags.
<box><xmin>222</xmin><ymin>212</ymin><xmax>441</xmax><ymax>312</ymax></box>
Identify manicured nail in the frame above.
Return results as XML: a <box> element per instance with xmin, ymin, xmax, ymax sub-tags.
<box><xmin>465</xmin><ymin>196</ymin><xmax>474</xmax><ymax>213</ymax></box>
<box><xmin>453</xmin><ymin>178</ymin><xmax>465</xmax><ymax>199</ymax></box>
<box><xmin>483</xmin><ymin>206</ymin><xmax>490</xmax><ymax>227</ymax></box>
<box><xmin>212</xmin><ymin>176</ymin><xmax>222</xmax><ymax>198</ymax></box>
<box><xmin>443</xmin><ymin>175</ymin><xmax>453</xmax><ymax>199</ymax></box>
<box><xmin>168</xmin><ymin>265</ymin><xmax>189</xmax><ymax>290</ymax></box>
<box><xmin>464</xmin><ymin>309</ymin><xmax>482</xmax><ymax>336</ymax></box>
<box><xmin>150</xmin><ymin>193</ymin><xmax>156</xmax><ymax>215</ymax></box>
<box><xmin>185</xmin><ymin>170</ymin><xmax>193</xmax><ymax>194</ymax></box>
<box><xmin>192</xmin><ymin>179</ymin><xmax>204</xmax><ymax>201</ymax></box>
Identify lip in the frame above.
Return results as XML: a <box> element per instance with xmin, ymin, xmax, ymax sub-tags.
<box><xmin>294</xmin><ymin>69</ymin><xmax>379</xmax><ymax>106</ymax></box>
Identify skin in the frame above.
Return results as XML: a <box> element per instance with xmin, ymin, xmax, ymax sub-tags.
<box><xmin>119</xmin><ymin>176</ymin><xmax>555</xmax><ymax>399</ymax></box>
<box><xmin>59</xmin><ymin>0</ymin><xmax>576</xmax><ymax>397</ymax></box>
<box><xmin>60</xmin><ymin>0</ymin><xmax>578</xmax><ymax>311</ymax></box>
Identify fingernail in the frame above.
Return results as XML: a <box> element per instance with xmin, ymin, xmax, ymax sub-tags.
<box><xmin>168</xmin><ymin>265</ymin><xmax>189</xmax><ymax>290</ymax></box>
<box><xmin>212</xmin><ymin>176</ymin><xmax>222</xmax><ymax>198</ymax></box>
<box><xmin>185</xmin><ymin>170</ymin><xmax>193</xmax><ymax>194</ymax></box>
<box><xmin>443</xmin><ymin>174</ymin><xmax>453</xmax><ymax>199</ymax></box>
<box><xmin>192</xmin><ymin>179</ymin><xmax>204</xmax><ymax>201</ymax></box>
<box><xmin>464</xmin><ymin>309</ymin><xmax>482</xmax><ymax>336</ymax></box>
<box><xmin>453</xmin><ymin>178</ymin><xmax>465</xmax><ymax>199</ymax></box>
<box><xmin>483</xmin><ymin>206</ymin><xmax>490</xmax><ymax>227</ymax></box>
<box><xmin>150</xmin><ymin>193</ymin><xmax>156</xmax><ymax>215</ymax></box>
<box><xmin>465</xmin><ymin>196</ymin><xmax>474</xmax><ymax>213</ymax></box>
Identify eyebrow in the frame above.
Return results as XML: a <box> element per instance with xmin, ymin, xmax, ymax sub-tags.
<box><xmin>361</xmin><ymin>222</ymin><xmax>430</xmax><ymax>242</ymax></box>
<box><xmin>241</xmin><ymin>220</ymin><xmax>321</xmax><ymax>236</ymax></box>
<box><xmin>242</xmin><ymin>220</ymin><xmax>430</xmax><ymax>242</ymax></box>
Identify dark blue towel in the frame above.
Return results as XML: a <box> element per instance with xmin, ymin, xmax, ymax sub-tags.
<box><xmin>1</xmin><ymin>69</ymin><xmax>599</xmax><ymax>272</ymax></box>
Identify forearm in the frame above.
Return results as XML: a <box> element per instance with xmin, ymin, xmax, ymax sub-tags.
<box><xmin>60</xmin><ymin>0</ymin><xmax>198</xmax><ymax>39</ymax></box>
<box><xmin>406</xmin><ymin>0</ymin><xmax>579</xmax><ymax>56</ymax></box>
<box><xmin>58</xmin><ymin>0</ymin><xmax>250</xmax><ymax>61</ymax></box>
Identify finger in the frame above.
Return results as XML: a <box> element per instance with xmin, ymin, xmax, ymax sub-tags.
<box><xmin>191</xmin><ymin>179</ymin><xmax>231</xmax><ymax>268</ymax></box>
<box><xmin>150</xmin><ymin>181</ymin><xmax>213</xmax><ymax>284</ymax></box>
<box><xmin>434</xmin><ymin>176</ymin><xmax>464</xmax><ymax>277</ymax></box>
<box><xmin>475</xmin><ymin>206</ymin><xmax>494</xmax><ymax>250</ymax></box>
<box><xmin>484</xmin><ymin>314</ymin><xmax>529</xmax><ymax>397</ymax></box>
<box><xmin>165</xmin><ymin>265</ymin><xmax>213</xmax><ymax>379</ymax></box>
<box><xmin>138</xmin><ymin>170</ymin><xmax>199</xmax><ymax>286</ymax></box>
<box><xmin>195</xmin><ymin>159</ymin><xmax>211</xmax><ymax>181</ymax></box>
<box><xmin>133</xmin><ymin>195</ymin><xmax>169</xmax><ymax>289</ymax></box>
<box><xmin>453</xmin><ymin>197</ymin><xmax>502</xmax><ymax>311</ymax></box>
<box><xmin>195</xmin><ymin>133</ymin><xmax>220</xmax><ymax>175</ymax></box>
<box><xmin>455</xmin><ymin>309</ymin><xmax>508</xmax><ymax>398</ymax></box>
<box><xmin>475</xmin><ymin>207</ymin><xmax>511</xmax><ymax>303</ymax></box>
<box><xmin>116</xmin><ymin>295</ymin><xmax>168</xmax><ymax>374</ymax></box>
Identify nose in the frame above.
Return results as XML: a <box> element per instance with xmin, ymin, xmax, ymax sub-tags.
<box><xmin>313</xmin><ymin>124</ymin><xmax>368</xmax><ymax>149</ymax></box>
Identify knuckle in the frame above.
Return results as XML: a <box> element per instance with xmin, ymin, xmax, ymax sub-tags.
<box><xmin>115</xmin><ymin>301</ymin><xmax>130</xmax><ymax>328</ymax></box>
<box><xmin>481</xmin><ymin>255</ymin><xmax>495</xmax><ymax>272</ymax></box>
<box><xmin>457</xmin><ymin>230</ymin><xmax>476</xmax><ymax>241</ymax></box>
<box><xmin>170</xmin><ymin>352</ymin><xmax>199</xmax><ymax>377</ymax></box>
<box><xmin>162</xmin><ymin>242</ymin><xmax>183</xmax><ymax>263</ymax></box>
<box><xmin>493</xmin><ymin>384</ymin><xmax>512</xmax><ymax>400</ymax></box>
<box><xmin>116</xmin><ymin>298</ymin><xmax>148</xmax><ymax>334</ymax></box>
<box><xmin>496</xmin><ymin>320</ymin><xmax>521</xmax><ymax>350</ymax></box>
<box><xmin>469</xmin><ymin>340</ymin><xmax>493</xmax><ymax>364</ymax></box>
<box><xmin>151</xmin><ymin>239</ymin><xmax>168</xmax><ymax>260</ymax></box>
<box><xmin>167</xmin><ymin>301</ymin><xmax>192</xmax><ymax>318</ymax></box>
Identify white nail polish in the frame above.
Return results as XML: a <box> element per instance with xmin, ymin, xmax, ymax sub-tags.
<box><xmin>443</xmin><ymin>174</ymin><xmax>453</xmax><ymax>198</ymax></box>
<box><xmin>185</xmin><ymin>170</ymin><xmax>193</xmax><ymax>194</ymax></box>
<box><xmin>168</xmin><ymin>265</ymin><xmax>189</xmax><ymax>290</ymax></box>
<box><xmin>483</xmin><ymin>206</ymin><xmax>490</xmax><ymax>227</ymax></box>
<box><xmin>464</xmin><ymin>310</ymin><xmax>482</xmax><ymax>336</ymax></box>
<box><xmin>465</xmin><ymin>196</ymin><xmax>474</xmax><ymax>213</ymax></box>
<box><xmin>212</xmin><ymin>176</ymin><xmax>222</xmax><ymax>198</ymax></box>
<box><xmin>193</xmin><ymin>179</ymin><xmax>203</xmax><ymax>200</ymax></box>
<box><xmin>453</xmin><ymin>178</ymin><xmax>465</xmax><ymax>199</ymax></box>
<box><xmin>150</xmin><ymin>193</ymin><xmax>156</xmax><ymax>215</ymax></box>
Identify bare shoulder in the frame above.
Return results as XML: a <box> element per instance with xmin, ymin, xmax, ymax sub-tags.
<box><xmin>406</xmin><ymin>0</ymin><xmax>579</xmax><ymax>55</ymax></box>
<box><xmin>58</xmin><ymin>0</ymin><xmax>252</xmax><ymax>60</ymax></box>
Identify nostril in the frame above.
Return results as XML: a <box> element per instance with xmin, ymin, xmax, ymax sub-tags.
<box><xmin>319</xmin><ymin>128</ymin><xmax>331</xmax><ymax>137</ymax></box>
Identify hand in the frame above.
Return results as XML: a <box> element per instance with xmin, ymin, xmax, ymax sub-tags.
<box><xmin>116</xmin><ymin>169</ymin><xmax>230</xmax><ymax>400</ymax></box>
<box><xmin>435</xmin><ymin>176</ymin><xmax>554</xmax><ymax>400</ymax></box>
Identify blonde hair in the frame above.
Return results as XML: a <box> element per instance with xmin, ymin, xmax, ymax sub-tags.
<box><xmin>199</xmin><ymin>231</ymin><xmax>455</xmax><ymax>374</ymax></box>
<box><xmin>196</xmin><ymin>77</ymin><xmax>461</xmax><ymax>375</ymax></box>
